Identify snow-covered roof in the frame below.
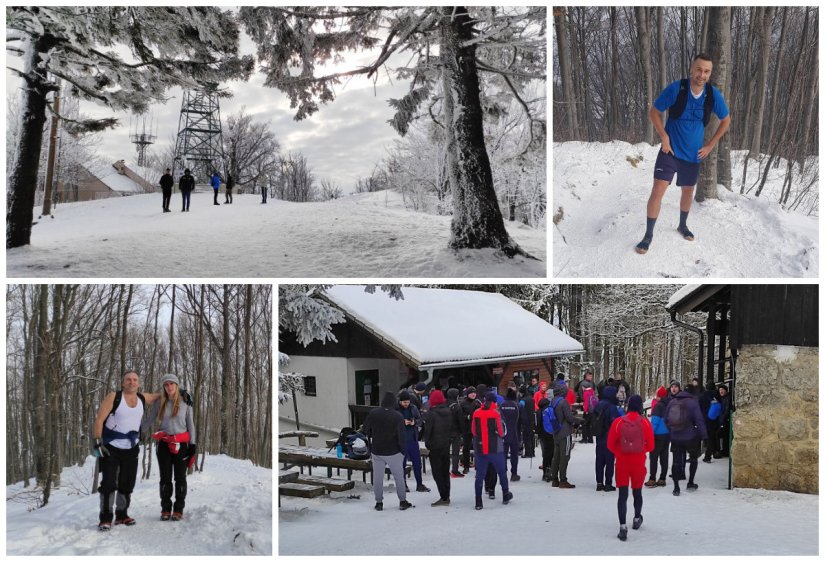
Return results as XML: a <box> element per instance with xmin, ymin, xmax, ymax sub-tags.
<box><xmin>323</xmin><ymin>286</ymin><xmax>584</xmax><ymax>369</ymax></box>
<box><xmin>666</xmin><ymin>284</ymin><xmax>728</xmax><ymax>313</ymax></box>
<box><xmin>88</xmin><ymin>163</ymin><xmax>144</xmax><ymax>193</ymax></box>
<box><xmin>666</xmin><ymin>284</ymin><xmax>703</xmax><ymax>310</ymax></box>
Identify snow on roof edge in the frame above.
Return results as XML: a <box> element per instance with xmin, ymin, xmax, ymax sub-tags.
<box><xmin>420</xmin><ymin>348</ymin><xmax>586</xmax><ymax>370</ymax></box>
<box><xmin>666</xmin><ymin>284</ymin><xmax>703</xmax><ymax>311</ymax></box>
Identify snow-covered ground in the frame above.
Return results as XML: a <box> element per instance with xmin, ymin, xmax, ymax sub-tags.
<box><xmin>278</xmin><ymin>438</ymin><xmax>818</xmax><ymax>555</ymax></box>
<box><xmin>6</xmin><ymin>454</ymin><xmax>272</xmax><ymax>555</ymax></box>
<box><xmin>6</xmin><ymin>190</ymin><xmax>546</xmax><ymax>278</ymax></box>
<box><xmin>553</xmin><ymin>141</ymin><xmax>818</xmax><ymax>278</ymax></box>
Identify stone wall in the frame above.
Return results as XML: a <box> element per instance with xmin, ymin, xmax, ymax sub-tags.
<box><xmin>732</xmin><ymin>344</ymin><xmax>818</xmax><ymax>494</ymax></box>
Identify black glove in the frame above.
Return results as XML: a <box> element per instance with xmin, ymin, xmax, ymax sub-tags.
<box><xmin>92</xmin><ymin>438</ymin><xmax>110</xmax><ymax>458</ymax></box>
<box><xmin>184</xmin><ymin>443</ymin><xmax>197</xmax><ymax>460</ymax></box>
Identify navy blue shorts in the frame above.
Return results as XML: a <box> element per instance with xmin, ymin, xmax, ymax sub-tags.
<box><xmin>653</xmin><ymin>150</ymin><xmax>700</xmax><ymax>187</ymax></box>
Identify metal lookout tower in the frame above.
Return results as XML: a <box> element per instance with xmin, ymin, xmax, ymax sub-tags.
<box><xmin>172</xmin><ymin>84</ymin><xmax>226</xmax><ymax>183</ymax></box>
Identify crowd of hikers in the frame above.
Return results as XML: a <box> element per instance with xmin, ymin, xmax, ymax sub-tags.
<box><xmin>348</xmin><ymin>370</ymin><xmax>731</xmax><ymax>541</ymax></box>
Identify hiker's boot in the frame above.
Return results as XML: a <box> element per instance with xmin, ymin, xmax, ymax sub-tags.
<box><xmin>399</xmin><ymin>500</ymin><xmax>413</xmax><ymax>510</ymax></box>
<box><xmin>171</xmin><ymin>512</ymin><xmax>183</xmax><ymax>521</ymax></box>
<box><xmin>618</xmin><ymin>525</ymin><xmax>628</xmax><ymax>541</ymax></box>
<box><xmin>161</xmin><ymin>512</ymin><xmax>171</xmax><ymax>521</ymax></box>
<box><xmin>632</xmin><ymin>515</ymin><xmax>644</xmax><ymax>530</ymax></box>
<box><xmin>558</xmin><ymin>480</ymin><xmax>576</xmax><ymax>489</ymax></box>
<box><xmin>114</xmin><ymin>516</ymin><xmax>136</xmax><ymax>526</ymax></box>
<box><xmin>644</xmin><ymin>479</ymin><xmax>657</xmax><ymax>488</ymax></box>
<box><xmin>374</xmin><ymin>502</ymin><xmax>383</xmax><ymax>511</ymax></box>
<box><xmin>475</xmin><ymin>497</ymin><xmax>483</xmax><ymax>510</ymax></box>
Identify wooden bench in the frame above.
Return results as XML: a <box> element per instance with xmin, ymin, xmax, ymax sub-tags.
<box><xmin>296</xmin><ymin>474</ymin><xmax>356</xmax><ymax>492</ymax></box>
<box><xmin>279</xmin><ymin>430</ymin><xmax>320</xmax><ymax>447</ymax></box>
<box><xmin>279</xmin><ymin>482</ymin><xmax>327</xmax><ymax>499</ymax></box>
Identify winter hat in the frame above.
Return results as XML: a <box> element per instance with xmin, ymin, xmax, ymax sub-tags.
<box><xmin>669</xmin><ymin>380</ymin><xmax>682</xmax><ymax>390</ymax></box>
<box><xmin>428</xmin><ymin>390</ymin><xmax>446</xmax><ymax>407</ymax></box>
<box><xmin>477</xmin><ymin>384</ymin><xmax>488</xmax><ymax>396</ymax></box>
<box><xmin>465</xmin><ymin>386</ymin><xmax>477</xmax><ymax>397</ymax></box>
<box><xmin>160</xmin><ymin>373</ymin><xmax>180</xmax><ymax>387</ymax></box>
<box><xmin>484</xmin><ymin>391</ymin><xmax>497</xmax><ymax>403</ymax></box>
<box><xmin>656</xmin><ymin>386</ymin><xmax>668</xmax><ymax>399</ymax></box>
<box><xmin>184</xmin><ymin>168</ymin><xmax>191</xmax><ymax>174</ymax></box>
<box><xmin>447</xmin><ymin>388</ymin><xmax>460</xmax><ymax>401</ymax></box>
<box><xmin>553</xmin><ymin>382</ymin><xmax>567</xmax><ymax>397</ymax></box>
<box><xmin>380</xmin><ymin>392</ymin><xmax>398</xmax><ymax>409</ymax></box>
<box><xmin>414</xmin><ymin>382</ymin><xmax>427</xmax><ymax>392</ymax></box>
<box><xmin>718</xmin><ymin>384</ymin><xmax>728</xmax><ymax>392</ymax></box>
<box><xmin>398</xmin><ymin>390</ymin><xmax>412</xmax><ymax>402</ymax></box>
<box><xmin>506</xmin><ymin>388</ymin><xmax>518</xmax><ymax>401</ymax></box>
<box><xmin>556</xmin><ymin>373</ymin><xmax>565</xmax><ymax>381</ymax></box>
<box><xmin>627</xmin><ymin>395</ymin><xmax>643</xmax><ymax>413</ymax></box>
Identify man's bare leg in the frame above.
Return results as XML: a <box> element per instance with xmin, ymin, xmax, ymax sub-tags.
<box><xmin>677</xmin><ymin>185</ymin><xmax>695</xmax><ymax>241</ymax></box>
<box><xmin>636</xmin><ymin>179</ymin><xmax>671</xmax><ymax>254</ymax></box>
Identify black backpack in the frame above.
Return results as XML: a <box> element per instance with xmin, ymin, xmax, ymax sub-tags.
<box><xmin>591</xmin><ymin>404</ymin><xmax>607</xmax><ymax>438</ymax></box>
<box><xmin>330</xmin><ymin>427</ymin><xmax>356</xmax><ymax>454</ymax></box>
<box><xmin>668</xmin><ymin>78</ymin><xmax>714</xmax><ymax>126</ymax></box>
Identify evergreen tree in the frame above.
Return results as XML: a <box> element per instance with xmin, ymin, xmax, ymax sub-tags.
<box><xmin>6</xmin><ymin>7</ymin><xmax>254</xmax><ymax>248</ymax></box>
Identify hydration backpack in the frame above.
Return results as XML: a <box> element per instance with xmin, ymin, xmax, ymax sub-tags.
<box><xmin>330</xmin><ymin>427</ymin><xmax>356</xmax><ymax>454</ymax></box>
<box><xmin>707</xmin><ymin>399</ymin><xmax>722</xmax><ymax>421</ymax></box>
<box><xmin>618</xmin><ymin>416</ymin><xmax>645</xmax><ymax>454</ymax></box>
<box><xmin>666</xmin><ymin>400</ymin><xmax>690</xmax><ymax>431</ymax></box>
<box><xmin>542</xmin><ymin>398</ymin><xmax>564</xmax><ymax>434</ymax></box>
<box><xmin>668</xmin><ymin>78</ymin><xmax>715</xmax><ymax>126</ymax></box>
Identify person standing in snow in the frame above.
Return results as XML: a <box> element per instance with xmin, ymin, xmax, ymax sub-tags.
<box><xmin>210</xmin><ymin>171</ymin><xmax>221</xmax><ymax>205</ymax></box>
<box><xmin>576</xmin><ymin>370</ymin><xmax>597</xmax><ymax>443</ymax></box>
<box><xmin>141</xmin><ymin>374</ymin><xmax>197</xmax><ymax>522</ymax></box>
<box><xmin>646</xmin><ymin>386</ymin><xmax>671</xmax><ymax>487</ymax></box>
<box><xmin>635</xmin><ymin>53</ymin><xmax>731</xmax><ymax>254</ymax></box>
<box><xmin>224</xmin><ymin>172</ymin><xmax>234</xmax><ymax>204</ymax></box>
<box><xmin>716</xmin><ymin>384</ymin><xmax>732</xmax><ymax>457</ymax></box>
<box><xmin>499</xmin><ymin>388</ymin><xmax>522</xmax><ymax>481</ymax></box>
<box><xmin>178</xmin><ymin>168</ymin><xmax>195</xmax><ymax>212</ymax></box>
<box><xmin>397</xmin><ymin>391</ymin><xmax>429</xmax><ymax>492</ymax></box>
<box><xmin>159</xmin><ymin>168</ymin><xmax>173</xmax><ymax>213</ymax></box>
<box><xmin>664</xmin><ymin>380</ymin><xmax>707</xmax><ymax>496</ymax></box>
<box><xmin>362</xmin><ymin>392</ymin><xmax>413</xmax><ymax>511</ymax></box>
<box><xmin>92</xmin><ymin>370</ymin><xmax>161</xmax><ymax>531</ymax></box>
<box><xmin>547</xmin><ymin>382</ymin><xmax>583</xmax><ymax>488</ymax></box>
<box><xmin>594</xmin><ymin>385</ymin><xmax>622</xmax><ymax>492</ymax></box>
<box><xmin>471</xmin><ymin>392</ymin><xmax>513</xmax><ymax>509</ymax></box>
<box><xmin>445</xmin><ymin>388</ymin><xmax>465</xmax><ymax>478</ymax></box>
<box><xmin>518</xmin><ymin>388</ymin><xmax>536</xmax><ymax>459</ymax></box>
<box><xmin>412</xmin><ymin>382</ymin><xmax>429</xmax><ymax>412</ymax></box>
<box><xmin>459</xmin><ymin>386</ymin><xmax>481</xmax><ymax>474</ymax></box>
<box><xmin>422</xmin><ymin>390</ymin><xmax>456</xmax><ymax>506</ymax></box>
<box><xmin>607</xmin><ymin>395</ymin><xmax>655</xmax><ymax>541</ymax></box>
<box><xmin>535</xmin><ymin>392</ymin><xmax>554</xmax><ymax>481</ymax></box>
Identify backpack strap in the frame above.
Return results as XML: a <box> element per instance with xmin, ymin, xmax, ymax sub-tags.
<box><xmin>109</xmin><ymin>391</ymin><xmax>145</xmax><ymax>417</ymax></box>
<box><xmin>702</xmin><ymin>83</ymin><xmax>714</xmax><ymax>126</ymax></box>
<box><xmin>667</xmin><ymin>78</ymin><xmax>690</xmax><ymax>122</ymax></box>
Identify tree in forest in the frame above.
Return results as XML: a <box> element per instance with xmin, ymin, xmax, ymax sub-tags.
<box><xmin>697</xmin><ymin>8</ymin><xmax>732</xmax><ymax>201</ymax></box>
<box><xmin>636</xmin><ymin>7</ymin><xmax>654</xmax><ymax>145</ymax></box>
<box><xmin>6</xmin><ymin>7</ymin><xmax>254</xmax><ymax>248</ymax></box>
<box><xmin>553</xmin><ymin>7</ymin><xmax>579</xmax><ymax>141</ymax></box>
<box><xmin>224</xmin><ymin>107</ymin><xmax>281</xmax><ymax>192</ymax></box>
<box><xmin>239</xmin><ymin>6</ymin><xmax>545</xmax><ymax>256</ymax></box>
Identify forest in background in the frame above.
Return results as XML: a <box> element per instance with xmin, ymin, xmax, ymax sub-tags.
<box><xmin>553</xmin><ymin>7</ymin><xmax>818</xmax><ymax>206</ymax></box>
<box><xmin>5</xmin><ymin>284</ymin><xmax>273</xmax><ymax>505</ymax></box>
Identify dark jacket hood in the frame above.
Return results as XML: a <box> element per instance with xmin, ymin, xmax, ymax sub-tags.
<box><xmin>602</xmin><ymin>385</ymin><xmax>618</xmax><ymax>404</ymax></box>
<box><xmin>381</xmin><ymin>392</ymin><xmax>398</xmax><ymax>409</ymax></box>
<box><xmin>538</xmin><ymin>397</ymin><xmax>550</xmax><ymax>409</ymax></box>
<box><xmin>447</xmin><ymin>388</ymin><xmax>460</xmax><ymax>402</ymax></box>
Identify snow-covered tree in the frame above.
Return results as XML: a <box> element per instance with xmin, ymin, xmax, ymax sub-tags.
<box><xmin>239</xmin><ymin>6</ymin><xmax>545</xmax><ymax>256</ymax></box>
<box><xmin>6</xmin><ymin>7</ymin><xmax>254</xmax><ymax>248</ymax></box>
<box><xmin>224</xmin><ymin>107</ymin><xmax>281</xmax><ymax>191</ymax></box>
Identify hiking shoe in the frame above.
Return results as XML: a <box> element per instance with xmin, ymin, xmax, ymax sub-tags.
<box><xmin>558</xmin><ymin>480</ymin><xmax>576</xmax><ymax>489</ymax></box>
<box><xmin>673</xmin><ymin>488</ymin><xmax>681</xmax><ymax>496</ymax></box>
<box><xmin>510</xmin><ymin>474</ymin><xmax>521</xmax><ymax>482</ymax></box>
<box><xmin>644</xmin><ymin>479</ymin><xmax>656</xmax><ymax>488</ymax></box>
<box><xmin>550</xmin><ymin>480</ymin><xmax>560</xmax><ymax>487</ymax></box>
<box><xmin>596</xmin><ymin>483</ymin><xmax>605</xmax><ymax>491</ymax></box>
<box><xmin>687</xmin><ymin>482</ymin><xmax>699</xmax><ymax>491</ymax></box>
<box><xmin>114</xmin><ymin>516</ymin><xmax>136</xmax><ymax>526</ymax></box>
<box><xmin>450</xmin><ymin>471</ymin><xmax>464</xmax><ymax>478</ymax></box>
<box><xmin>488</xmin><ymin>490</ymin><xmax>495</xmax><ymax>499</ymax></box>
<box><xmin>98</xmin><ymin>522</ymin><xmax>112</xmax><ymax>532</ymax></box>
<box><xmin>431</xmin><ymin>498</ymin><xmax>450</xmax><ymax>507</ymax></box>
<box><xmin>677</xmin><ymin>226</ymin><xmax>695</xmax><ymax>241</ymax></box>
<box><xmin>475</xmin><ymin>497</ymin><xmax>483</xmax><ymax>510</ymax></box>
<box><xmin>635</xmin><ymin>237</ymin><xmax>652</xmax><ymax>254</ymax></box>
<box><xmin>603</xmin><ymin>484</ymin><xmax>616</xmax><ymax>492</ymax></box>
<box><xmin>462</xmin><ymin>468</ymin><xmax>470</xmax><ymax>475</ymax></box>
<box><xmin>171</xmin><ymin>512</ymin><xmax>183</xmax><ymax>521</ymax></box>
<box><xmin>656</xmin><ymin>479</ymin><xmax>667</xmax><ymax>487</ymax></box>
<box><xmin>618</xmin><ymin>525</ymin><xmax>628</xmax><ymax>541</ymax></box>
<box><xmin>632</xmin><ymin>515</ymin><xmax>643</xmax><ymax>530</ymax></box>
<box><xmin>374</xmin><ymin>502</ymin><xmax>383</xmax><ymax>511</ymax></box>
<box><xmin>399</xmin><ymin>500</ymin><xmax>414</xmax><ymax>510</ymax></box>
<box><xmin>416</xmin><ymin>484</ymin><xmax>431</xmax><ymax>493</ymax></box>
<box><xmin>702</xmin><ymin>457</ymin><xmax>712</xmax><ymax>463</ymax></box>
<box><xmin>160</xmin><ymin>512</ymin><xmax>171</xmax><ymax>521</ymax></box>
<box><xmin>502</xmin><ymin>491</ymin><xmax>513</xmax><ymax>505</ymax></box>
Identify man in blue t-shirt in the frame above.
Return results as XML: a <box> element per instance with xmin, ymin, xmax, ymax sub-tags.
<box><xmin>635</xmin><ymin>53</ymin><xmax>731</xmax><ymax>254</ymax></box>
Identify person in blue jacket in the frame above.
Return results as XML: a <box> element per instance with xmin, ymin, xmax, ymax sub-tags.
<box><xmin>397</xmin><ymin>391</ymin><xmax>430</xmax><ymax>493</ymax></box>
<box><xmin>210</xmin><ymin>171</ymin><xmax>221</xmax><ymax>205</ymax></box>
<box><xmin>664</xmin><ymin>380</ymin><xmax>708</xmax><ymax>496</ymax></box>
<box><xmin>636</xmin><ymin>53</ymin><xmax>731</xmax><ymax>254</ymax></box>
<box><xmin>646</xmin><ymin>386</ymin><xmax>671</xmax><ymax>487</ymax></box>
<box><xmin>594</xmin><ymin>385</ymin><xmax>623</xmax><ymax>492</ymax></box>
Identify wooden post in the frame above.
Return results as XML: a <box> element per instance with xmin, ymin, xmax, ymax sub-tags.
<box><xmin>42</xmin><ymin>83</ymin><xmax>60</xmax><ymax>217</ymax></box>
<box><xmin>292</xmin><ymin>388</ymin><xmax>301</xmax><ymax>430</ymax></box>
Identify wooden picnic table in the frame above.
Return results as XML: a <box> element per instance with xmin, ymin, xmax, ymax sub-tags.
<box><xmin>279</xmin><ymin>430</ymin><xmax>320</xmax><ymax>446</ymax></box>
<box><xmin>279</xmin><ymin>444</ymin><xmax>374</xmax><ymax>483</ymax></box>
<box><xmin>323</xmin><ymin>439</ymin><xmax>430</xmax><ymax>473</ymax></box>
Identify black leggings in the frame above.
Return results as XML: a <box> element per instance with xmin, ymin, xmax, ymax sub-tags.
<box><xmin>618</xmin><ymin>486</ymin><xmax>643</xmax><ymax>525</ymax></box>
<box><xmin>157</xmin><ymin>443</ymin><xmax>189</xmax><ymax>513</ymax></box>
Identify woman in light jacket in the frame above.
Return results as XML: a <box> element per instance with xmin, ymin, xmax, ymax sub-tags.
<box><xmin>142</xmin><ymin>373</ymin><xmax>197</xmax><ymax>521</ymax></box>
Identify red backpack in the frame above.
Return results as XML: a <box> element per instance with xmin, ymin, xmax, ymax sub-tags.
<box><xmin>618</xmin><ymin>416</ymin><xmax>645</xmax><ymax>454</ymax></box>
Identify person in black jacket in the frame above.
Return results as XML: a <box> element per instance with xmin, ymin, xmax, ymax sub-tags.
<box><xmin>422</xmin><ymin>390</ymin><xmax>456</xmax><ymax>506</ymax></box>
<box><xmin>535</xmin><ymin>395</ymin><xmax>554</xmax><ymax>482</ymax></box>
<box><xmin>716</xmin><ymin>385</ymin><xmax>731</xmax><ymax>457</ymax></box>
<box><xmin>362</xmin><ymin>392</ymin><xmax>413</xmax><ymax>511</ymax></box>
<box><xmin>159</xmin><ymin>168</ymin><xmax>173</xmax><ymax>212</ymax></box>
<box><xmin>446</xmin><ymin>388</ymin><xmax>464</xmax><ymax>477</ymax></box>
<box><xmin>178</xmin><ymin>169</ymin><xmax>195</xmax><ymax>212</ymax></box>
<box><xmin>594</xmin><ymin>385</ymin><xmax>622</xmax><ymax>492</ymax></box>
<box><xmin>459</xmin><ymin>387</ymin><xmax>481</xmax><ymax>474</ymax></box>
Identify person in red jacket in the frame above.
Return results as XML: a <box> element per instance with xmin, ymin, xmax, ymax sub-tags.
<box><xmin>533</xmin><ymin>381</ymin><xmax>548</xmax><ymax>411</ymax></box>
<box><xmin>607</xmin><ymin>394</ymin><xmax>655</xmax><ymax>542</ymax></box>
<box><xmin>471</xmin><ymin>393</ymin><xmax>513</xmax><ymax>510</ymax></box>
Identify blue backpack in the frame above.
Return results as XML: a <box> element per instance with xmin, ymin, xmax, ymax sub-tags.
<box><xmin>542</xmin><ymin>398</ymin><xmax>564</xmax><ymax>434</ymax></box>
<box><xmin>707</xmin><ymin>400</ymin><xmax>722</xmax><ymax>421</ymax></box>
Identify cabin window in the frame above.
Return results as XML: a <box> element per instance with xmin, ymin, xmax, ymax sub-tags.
<box><xmin>303</xmin><ymin>376</ymin><xmax>317</xmax><ymax>397</ymax></box>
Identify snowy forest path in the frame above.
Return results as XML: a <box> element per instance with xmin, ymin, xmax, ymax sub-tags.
<box><xmin>6</xmin><ymin>191</ymin><xmax>546</xmax><ymax>277</ymax></box>
<box><xmin>6</xmin><ymin>454</ymin><xmax>272</xmax><ymax>555</ymax></box>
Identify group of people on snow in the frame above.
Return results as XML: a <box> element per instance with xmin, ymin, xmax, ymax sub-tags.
<box><xmin>158</xmin><ymin>169</ymin><xmax>250</xmax><ymax>213</ymax></box>
<box><xmin>92</xmin><ymin>370</ymin><xmax>197</xmax><ymax>531</ymax></box>
<box><xmin>359</xmin><ymin>371</ymin><xmax>732</xmax><ymax>541</ymax></box>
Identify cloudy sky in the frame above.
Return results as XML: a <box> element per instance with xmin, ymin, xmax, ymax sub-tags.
<box><xmin>6</xmin><ymin>17</ymin><xmax>414</xmax><ymax>191</ymax></box>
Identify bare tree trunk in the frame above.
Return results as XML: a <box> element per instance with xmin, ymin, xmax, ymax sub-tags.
<box><xmin>167</xmin><ymin>285</ymin><xmax>176</xmax><ymax>373</ymax></box>
<box><xmin>747</xmin><ymin>7</ymin><xmax>775</xmax><ymax>158</ymax></box>
<box><xmin>764</xmin><ymin>8</ymin><xmax>788</xmax><ymax>151</ymax></box>
<box><xmin>609</xmin><ymin>7</ymin><xmax>620</xmax><ymax>139</ymax></box>
<box><xmin>220</xmin><ymin>285</ymin><xmax>231</xmax><ymax>455</ymax></box>
<box><xmin>636</xmin><ymin>7</ymin><xmax>654</xmax><ymax>144</ymax></box>
<box><xmin>555</xmin><ymin>7</ymin><xmax>579</xmax><ymax>140</ymax></box>
<box><xmin>797</xmin><ymin>24</ymin><xmax>818</xmax><ymax>175</ymax></box>
<box><xmin>657</xmin><ymin>7</ymin><xmax>667</xmax><ymax>92</ymax></box>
